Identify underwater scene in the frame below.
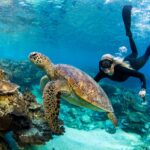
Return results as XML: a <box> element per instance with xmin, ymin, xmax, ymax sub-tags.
<box><xmin>0</xmin><ymin>0</ymin><xmax>150</xmax><ymax>150</ymax></box>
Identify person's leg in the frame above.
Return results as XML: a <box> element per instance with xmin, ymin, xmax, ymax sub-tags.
<box><xmin>122</xmin><ymin>5</ymin><xmax>132</xmax><ymax>37</ymax></box>
<box><xmin>124</xmin><ymin>37</ymin><xmax>138</xmax><ymax>61</ymax></box>
<box><xmin>133</xmin><ymin>45</ymin><xmax>150</xmax><ymax>70</ymax></box>
<box><xmin>122</xmin><ymin>5</ymin><xmax>138</xmax><ymax>61</ymax></box>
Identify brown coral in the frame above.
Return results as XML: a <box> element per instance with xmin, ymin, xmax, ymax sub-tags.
<box><xmin>0</xmin><ymin>70</ymin><xmax>52</xmax><ymax>149</ymax></box>
<box><xmin>13</xmin><ymin>90</ymin><xmax>52</xmax><ymax>148</ymax></box>
<box><xmin>0</xmin><ymin>137</ymin><xmax>10</xmax><ymax>150</ymax></box>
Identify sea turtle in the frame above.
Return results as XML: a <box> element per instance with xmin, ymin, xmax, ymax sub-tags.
<box><xmin>29</xmin><ymin>52</ymin><xmax>118</xmax><ymax>134</ymax></box>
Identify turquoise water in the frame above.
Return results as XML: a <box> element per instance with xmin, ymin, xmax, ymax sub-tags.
<box><xmin>0</xmin><ymin>0</ymin><xmax>150</xmax><ymax>87</ymax></box>
<box><xmin>0</xmin><ymin>0</ymin><xmax>150</xmax><ymax>150</ymax></box>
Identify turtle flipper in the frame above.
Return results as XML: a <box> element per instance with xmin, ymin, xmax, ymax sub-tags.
<box><xmin>107</xmin><ymin>112</ymin><xmax>118</xmax><ymax>127</ymax></box>
<box><xmin>43</xmin><ymin>80</ymin><xmax>69</xmax><ymax>135</ymax></box>
<box><xmin>40</xmin><ymin>75</ymin><xmax>49</xmax><ymax>92</ymax></box>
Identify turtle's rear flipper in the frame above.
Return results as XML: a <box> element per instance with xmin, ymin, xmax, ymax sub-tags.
<box><xmin>107</xmin><ymin>112</ymin><xmax>118</xmax><ymax>127</ymax></box>
<box><xmin>122</xmin><ymin>5</ymin><xmax>132</xmax><ymax>37</ymax></box>
<box><xmin>43</xmin><ymin>80</ymin><xmax>69</xmax><ymax>135</ymax></box>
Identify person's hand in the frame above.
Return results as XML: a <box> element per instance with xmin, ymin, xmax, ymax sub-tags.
<box><xmin>138</xmin><ymin>89</ymin><xmax>146</xmax><ymax>98</ymax></box>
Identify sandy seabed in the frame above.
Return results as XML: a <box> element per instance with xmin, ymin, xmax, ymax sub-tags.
<box><xmin>31</xmin><ymin>126</ymin><xmax>143</xmax><ymax>150</ymax></box>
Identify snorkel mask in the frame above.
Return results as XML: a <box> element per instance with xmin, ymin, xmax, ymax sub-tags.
<box><xmin>100</xmin><ymin>54</ymin><xmax>113</xmax><ymax>69</ymax></box>
<box><xmin>100</xmin><ymin>59</ymin><xmax>113</xmax><ymax>69</ymax></box>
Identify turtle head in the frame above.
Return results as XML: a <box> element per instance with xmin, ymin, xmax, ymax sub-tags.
<box><xmin>29</xmin><ymin>52</ymin><xmax>54</xmax><ymax>78</ymax></box>
<box><xmin>29</xmin><ymin>52</ymin><xmax>51</xmax><ymax>68</ymax></box>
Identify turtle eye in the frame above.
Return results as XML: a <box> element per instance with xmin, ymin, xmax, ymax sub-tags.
<box><xmin>31</xmin><ymin>53</ymin><xmax>37</xmax><ymax>57</ymax></box>
<box><xmin>30</xmin><ymin>52</ymin><xmax>37</xmax><ymax>60</ymax></box>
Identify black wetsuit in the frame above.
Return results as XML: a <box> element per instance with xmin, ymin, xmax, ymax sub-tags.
<box><xmin>94</xmin><ymin>5</ymin><xmax>150</xmax><ymax>91</ymax></box>
<box><xmin>94</xmin><ymin>37</ymin><xmax>150</xmax><ymax>90</ymax></box>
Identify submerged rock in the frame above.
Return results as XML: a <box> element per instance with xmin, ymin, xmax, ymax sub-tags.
<box><xmin>105</xmin><ymin>120</ymin><xmax>116</xmax><ymax>134</ymax></box>
<box><xmin>128</xmin><ymin>112</ymin><xmax>150</xmax><ymax>123</ymax></box>
<box><xmin>14</xmin><ymin>119</ymin><xmax>52</xmax><ymax>147</ymax></box>
<box><xmin>0</xmin><ymin>137</ymin><xmax>10</xmax><ymax>150</ymax></box>
<box><xmin>13</xmin><ymin>90</ymin><xmax>52</xmax><ymax>148</ymax></box>
<box><xmin>0</xmin><ymin>69</ymin><xmax>28</xmax><ymax>134</ymax></box>
<box><xmin>81</xmin><ymin>115</ymin><xmax>91</xmax><ymax>124</ymax></box>
<box><xmin>0</xmin><ymin>69</ymin><xmax>52</xmax><ymax>149</ymax></box>
<box><xmin>131</xmin><ymin>103</ymin><xmax>148</xmax><ymax>112</ymax></box>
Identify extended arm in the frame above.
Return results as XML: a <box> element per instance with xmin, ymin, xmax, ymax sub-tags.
<box><xmin>94</xmin><ymin>71</ymin><xmax>105</xmax><ymax>82</ymax></box>
<box><xmin>117</xmin><ymin>66</ymin><xmax>146</xmax><ymax>90</ymax></box>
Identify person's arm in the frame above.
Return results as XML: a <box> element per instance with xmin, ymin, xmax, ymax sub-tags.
<box><xmin>117</xmin><ymin>66</ymin><xmax>146</xmax><ymax>89</ymax></box>
<box><xmin>94</xmin><ymin>71</ymin><xmax>105</xmax><ymax>82</ymax></box>
<box><xmin>117</xmin><ymin>65</ymin><xmax>146</xmax><ymax>99</ymax></box>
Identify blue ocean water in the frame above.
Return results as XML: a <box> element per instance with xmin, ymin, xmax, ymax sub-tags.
<box><xmin>0</xmin><ymin>0</ymin><xmax>150</xmax><ymax>88</ymax></box>
<box><xmin>0</xmin><ymin>0</ymin><xmax>150</xmax><ymax>150</ymax></box>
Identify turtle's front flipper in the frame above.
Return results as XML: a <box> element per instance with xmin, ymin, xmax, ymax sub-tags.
<box><xmin>40</xmin><ymin>75</ymin><xmax>49</xmax><ymax>92</ymax></box>
<box><xmin>107</xmin><ymin>112</ymin><xmax>118</xmax><ymax>127</ymax></box>
<box><xmin>43</xmin><ymin>80</ymin><xmax>70</xmax><ymax>135</ymax></box>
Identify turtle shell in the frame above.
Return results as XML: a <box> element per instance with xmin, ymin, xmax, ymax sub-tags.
<box><xmin>0</xmin><ymin>80</ymin><xmax>19</xmax><ymax>95</ymax></box>
<box><xmin>55</xmin><ymin>64</ymin><xmax>113</xmax><ymax>112</ymax></box>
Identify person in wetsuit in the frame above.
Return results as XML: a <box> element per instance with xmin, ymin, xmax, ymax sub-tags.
<box><xmin>94</xmin><ymin>5</ymin><xmax>150</xmax><ymax>104</ymax></box>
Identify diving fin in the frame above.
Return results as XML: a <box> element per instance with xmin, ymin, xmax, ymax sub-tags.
<box><xmin>122</xmin><ymin>5</ymin><xmax>132</xmax><ymax>37</ymax></box>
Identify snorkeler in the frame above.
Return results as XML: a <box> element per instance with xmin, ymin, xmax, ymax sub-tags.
<box><xmin>94</xmin><ymin>5</ymin><xmax>150</xmax><ymax>104</ymax></box>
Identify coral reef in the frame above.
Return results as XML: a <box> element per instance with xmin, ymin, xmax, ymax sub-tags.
<box><xmin>0</xmin><ymin>59</ymin><xmax>150</xmax><ymax>149</ymax></box>
<box><xmin>0</xmin><ymin>69</ymin><xmax>28</xmax><ymax>133</ymax></box>
<box><xmin>0</xmin><ymin>59</ymin><xmax>43</xmax><ymax>90</ymax></box>
<box><xmin>13</xmin><ymin>90</ymin><xmax>52</xmax><ymax>148</ymax></box>
<box><xmin>0</xmin><ymin>137</ymin><xmax>10</xmax><ymax>150</ymax></box>
<box><xmin>0</xmin><ymin>69</ymin><xmax>52</xmax><ymax>149</ymax></box>
<box><xmin>59</xmin><ymin>102</ymin><xmax>106</xmax><ymax>130</ymax></box>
